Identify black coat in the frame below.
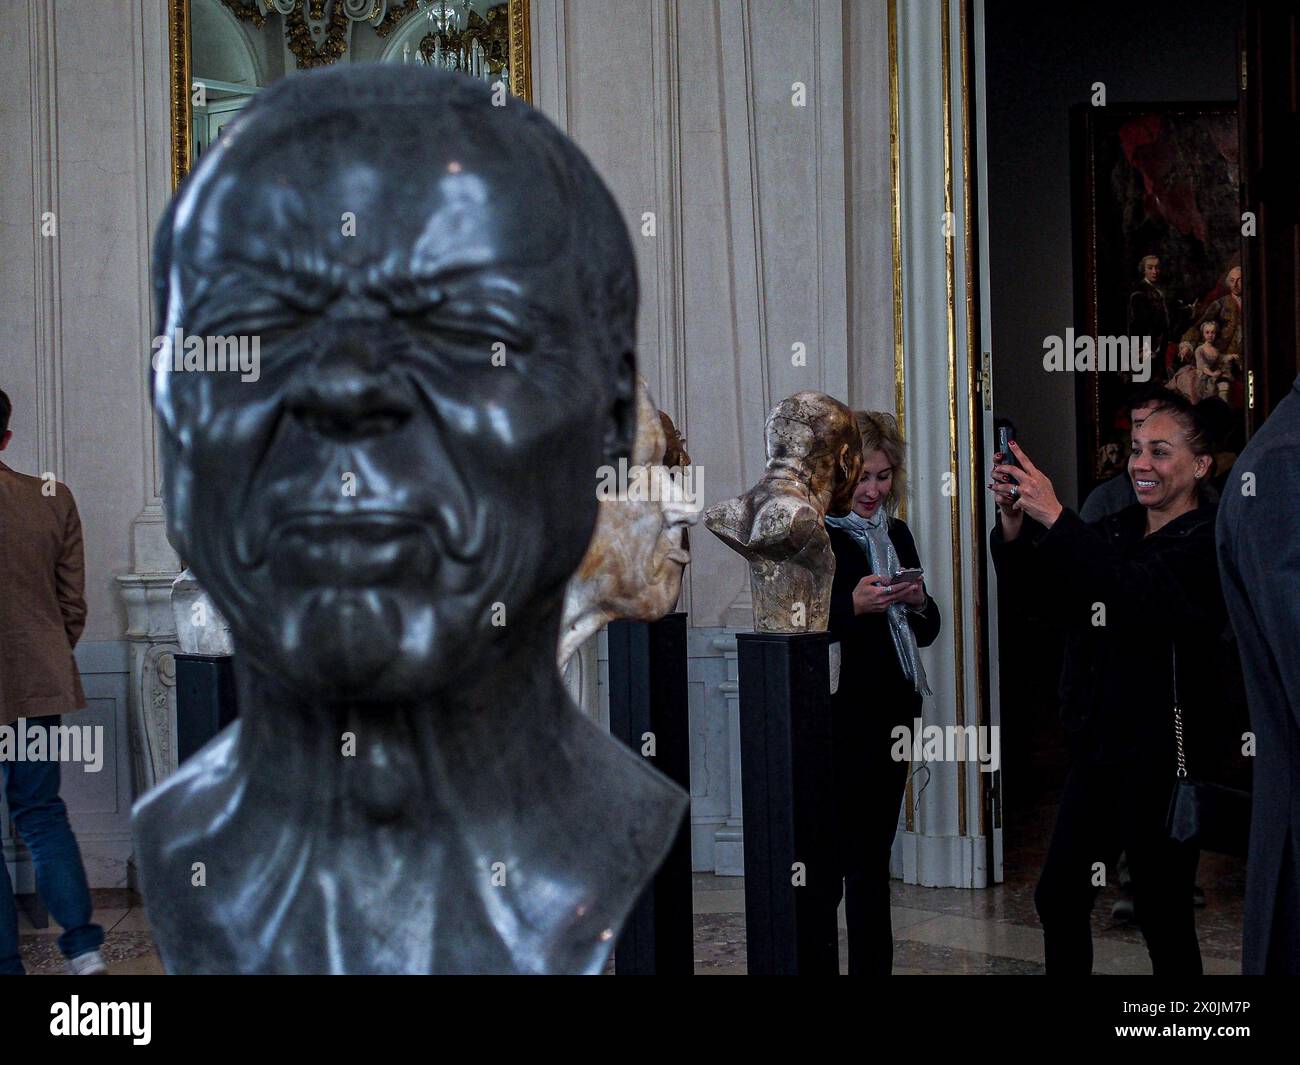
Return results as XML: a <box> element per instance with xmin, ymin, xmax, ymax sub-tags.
<box><xmin>827</xmin><ymin>518</ymin><xmax>942</xmax><ymax>724</ymax></box>
<box><xmin>826</xmin><ymin>518</ymin><xmax>941</xmax><ymax>873</ymax></box>
<box><xmin>1217</xmin><ymin>374</ymin><xmax>1300</xmax><ymax>975</ymax></box>
<box><xmin>990</xmin><ymin>504</ymin><xmax>1228</xmax><ymax>768</ymax></box>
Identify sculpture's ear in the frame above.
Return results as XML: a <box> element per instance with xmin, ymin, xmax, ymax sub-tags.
<box><xmin>603</xmin><ymin>348</ymin><xmax>638</xmax><ymax>466</ymax></box>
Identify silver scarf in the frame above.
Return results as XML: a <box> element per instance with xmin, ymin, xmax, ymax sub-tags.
<box><xmin>825</xmin><ymin>509</ymin><xmax>931</xmax><ymax>697</ymax></box>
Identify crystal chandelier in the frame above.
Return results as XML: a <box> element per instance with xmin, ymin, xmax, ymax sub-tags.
<box><xmin>418</xmin><ymin>0</ymin><xmax>469</xmax><ymax>33</ymax></box>
<box><xmin>401</xmin><ymin>0</ymin><xmax>500</xmax><ymax>84</ymax></box>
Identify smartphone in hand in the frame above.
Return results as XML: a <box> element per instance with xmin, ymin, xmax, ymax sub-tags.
<box><xmin>892</xmin><ymin>567</ymin><xmax>924</xmax><ymax>586</ymax></box>
<box><xmin>996</xmin><ymin>426</ymin><xmax>1021</xmax><ymax>471</ymax></box>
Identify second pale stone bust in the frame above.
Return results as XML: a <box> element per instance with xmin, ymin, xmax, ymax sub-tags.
<box><xmin>704</xmin><ymin>391</ymin><xmax>862</xmax><ymax>633</ymax></box>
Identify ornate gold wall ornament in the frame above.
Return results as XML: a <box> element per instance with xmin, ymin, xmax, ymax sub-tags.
<box><xmin>216</xmin><ymin>0</ymin><xmax>351</xmax><ymax>67</ymax></box>
<box><xmin>169</xmin><ymin>0</ymin><xmax>191</xmax><ymax>189</ymax></box>
<box><xmin>218</xmin><ymin>0</ymin><xmax>268</xmax><ymax>27</ymax></box>
<box><xmin>284</xmin><ymin>0</ymin><xmax>352</xmax><ymax>68</ymax></box>
<box><xmin>374</xmin><ymin>0</ymin><xmax>421</xmax><ymax>37</ymax></box>
<box><xmin>508</xmin><ymin>0</ymin><xmax>530</xmax><ymax>102</ymax></box>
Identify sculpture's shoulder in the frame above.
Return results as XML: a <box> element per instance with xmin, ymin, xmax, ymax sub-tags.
<box><xmin>707</xmin><ymin>481</ymin><xmax>823</xmax><ymax>560</ymax></box>
<box><xmin>566</xmin><ymin>711</ymin><xmax>687</xmax><ymax>854</ymax></box>
<box><xmin>753</xmin><ymin>487</ymin><xmax>821</xmax><ymax>537</ymax></box>
<box><xmin>702</xmin><ymin>492</ymin><xmax>756</xmax><ymax>545</ymax></box>
<box><xmin>133</xmin><ymin>724</ymin><xmax>240</xmax><ymax>831</ymax></box>
<box><xmin>131</xmin><ymin>727</ymin><xmax>244</xmax><ymax>972</ymax></box>
<box><xmin>536</xmin><ymin>715</ymin><xmax>688</xmax><ymax>972</ymax></box>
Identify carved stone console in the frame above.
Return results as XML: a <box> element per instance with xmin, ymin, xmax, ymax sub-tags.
<box><xmin>116</xmin><ymin>573</ymin><xmax>180</xmax><ymax>797</ymax></box>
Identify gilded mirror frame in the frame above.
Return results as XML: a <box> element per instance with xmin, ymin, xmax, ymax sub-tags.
<box><xmin>167</xmin><ymin>0</ymin><xmax>532</xmax><ymax>190</ymax></box>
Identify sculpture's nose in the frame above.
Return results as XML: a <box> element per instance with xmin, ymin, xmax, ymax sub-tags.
<box><xmin>288</xmin><ymin>336</ymin><xmax>413</xmax><ymax>442</ymax></box>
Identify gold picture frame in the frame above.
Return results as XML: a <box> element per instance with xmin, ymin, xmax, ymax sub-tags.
<box><xmin>167</xmin><ymin>0</ymin><xmax>532</xmax><ymax>190</ymax></box>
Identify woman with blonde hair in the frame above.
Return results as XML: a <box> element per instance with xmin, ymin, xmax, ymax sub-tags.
<box><xmin>823</xmin><ymin>411</ymin><xmax>941</xmax><ymax>974</ymax></box>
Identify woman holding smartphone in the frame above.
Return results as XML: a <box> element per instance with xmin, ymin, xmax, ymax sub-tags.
<box><xmin>825</xmin><ymin>411</ymin><xmax>941</xmax><ymax>975</ymax></box>
<box><xmin>988</xmin><ymin>392</ymin><xmax>1224</xmax><ymax>975</ymax></box>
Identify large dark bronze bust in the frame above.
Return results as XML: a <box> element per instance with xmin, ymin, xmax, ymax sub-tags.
<box><xmin>135</xmin><ymin>65</ymin><xmax>687</xmax><ymax>974</ymax></box>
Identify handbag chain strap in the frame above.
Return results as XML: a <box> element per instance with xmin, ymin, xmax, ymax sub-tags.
<box><xmin>1172</xmin><ymin>643</ymin><xmax>1187</xmax><ymax>779</ymax></box>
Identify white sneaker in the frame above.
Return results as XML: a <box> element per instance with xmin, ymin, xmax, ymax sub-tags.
<box><xmin>67</xmin><ymin>950</ymin><xmax>108</xmax><ymax>975</ymax></box>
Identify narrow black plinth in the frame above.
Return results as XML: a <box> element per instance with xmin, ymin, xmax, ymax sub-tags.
<box><xmin>607</xmin><ymin>612</ymin><xmax>693</xmax><ymax>975</ymax></box>
<box><xmin>15</xmin><ymin>893</ymin><xmax>48</xmax><ymax>929</ymax></box>
<box><xmin>737</xmin><ymin>630</ymin><xmax>838</xmax><ymax>975</ymax></box>
<box><xmin>174</xmin><ymin>653</ymin><xmax>239</xmax><ymax>766</ymax></box>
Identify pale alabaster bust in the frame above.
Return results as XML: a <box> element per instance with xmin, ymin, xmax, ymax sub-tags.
<box><xmin>703</xmin><ymin>391</ymin><xmax>862</xmax><ymax>633</ymax></box>
<box><xmin>558</xmin><ymin>380</ymin><xmax>700</xmax><ymax>669</ymax></box>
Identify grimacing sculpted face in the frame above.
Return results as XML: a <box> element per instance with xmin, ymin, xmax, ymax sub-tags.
<box><xmin>635</xmin><ymin>466</ymin><xmax>697</xmax><ymax>609</ymax></box>
<box><xmin>155</xmin><ymin>91</ymin><xmax>634</xmax><ymax>704</ymax></box>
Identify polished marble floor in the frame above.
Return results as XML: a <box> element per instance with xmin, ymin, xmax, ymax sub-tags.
<box><xmin>18</xmin><ymin>849</ymin><xmax>1244</xmax><ymax>976</ymax></box>
<box><xmin>690</xmin><ymin>854</ymin><xmax>1245</xmax><ymax>975</ymax></box>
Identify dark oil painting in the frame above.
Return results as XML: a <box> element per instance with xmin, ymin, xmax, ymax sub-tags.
<box><xmin>1072</xmin><ymin>104</ymin><xmax>1244</xmax><ymax>496</ymax></box>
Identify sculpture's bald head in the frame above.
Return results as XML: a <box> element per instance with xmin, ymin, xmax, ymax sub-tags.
<box><xmin>155</xmin><ymin>66</ymin><xmax>637</xmax><ymax>391</ymax></box>
<box><xmin>152</xmin><ymin>66</ymin><xmax>640</xmax><ymax>703</ymax></box>
<box><xmin>765</xmin><ymin>391</ymin><xmax>863</xmax><ymax>515</ymax></box>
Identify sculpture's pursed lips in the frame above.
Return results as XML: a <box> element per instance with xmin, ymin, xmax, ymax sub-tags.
<box><xmin>264</xmin><ymin>510</ymin><xmax>436</xmax><ymax>587</ymax></box>
<box><xmin>246</xmin><ymin>498</ymin><xmax>488</xmax><ymax>585</ymax></box>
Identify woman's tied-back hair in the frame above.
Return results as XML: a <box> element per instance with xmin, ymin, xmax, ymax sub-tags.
<box><xmin>1144</xmin><ymin>390</ymin><xmax>1218</xmax><ymax>489</ymax></box>
<box><xmin>855</xmin><ymin>410</ymin><xmax>906</xmax><ymax>515</ymax></box>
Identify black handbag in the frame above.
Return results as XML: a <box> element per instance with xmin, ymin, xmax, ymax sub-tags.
<box><xmin>1165</xmin><ymin>646</ymin><xmax>1251</xmax><ymax>856</ymax></box>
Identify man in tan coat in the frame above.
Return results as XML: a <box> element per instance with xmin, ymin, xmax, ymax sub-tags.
<box><xmin>0</xmin><ymin>388</ymin><xmax>105</xmax><ymax>975</ymax></box>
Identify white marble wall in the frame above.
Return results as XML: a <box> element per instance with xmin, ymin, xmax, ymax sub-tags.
<box><xmin>531</xmin><ymin>0</ymin><xmax>897</xmax><ymax>629</ymax></box>
<box><xmin>0</xmin><ymin>0</ymin><xmax>176</xmax><ymax>887</ymax></box>
<box><xmin>0</xmin><ymin>0</ymin><xmax>177</xmax><ymax>641</ymax></box>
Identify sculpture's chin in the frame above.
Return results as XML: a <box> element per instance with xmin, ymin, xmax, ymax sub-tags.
<box><xmin>634</xmin><ymin>561</ymin><xmax>686</xmax><ymax>619</ymax></box>
<box><xmin>239</xmin><ymin>587</ymin><xmax>450</xmax><ymax>705</ymax></box>
<box><xmin>280</xmin><ymin>641</ymin><xmax>446</xmax><ymax>705</ymax></box>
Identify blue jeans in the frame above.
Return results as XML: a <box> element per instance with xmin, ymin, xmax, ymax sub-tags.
<box><xmin>0</xmin><ymin>717</ymin><xmax>104</xmax><ymax>975</ymax></box>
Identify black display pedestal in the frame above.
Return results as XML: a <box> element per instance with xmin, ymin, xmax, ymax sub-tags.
<box><xmin>174</xmin><ymin>654</ymin><xmax>239</xmax><ymax>766</ymax></box>
<box><xmin>737</xmin><ymin>630</ymin><xmax>838</xmax><ymax>975</ymax></box>
<box><xmin>15</xmin><ymin>893</ymin><xmax>48</xmax><ymax>929</ymax></box>
<box><xmin>607</xmin><ymin>611</ymin><xmax>693</xmax><ymax>975</ymax></box>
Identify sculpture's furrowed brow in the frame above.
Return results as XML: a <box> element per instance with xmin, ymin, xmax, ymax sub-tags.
<box><xmin>184</xmin><ymin>253</ymin><xmax>569</xmax><ymax>341</ymax></box>
<box><xmin>368</xmin><ymin>260</ymin><xmax>575</xmax><ymax>339</ymax></box>
<box><xmin>184</xmin><ymin>256</ymin><xmax>346</xmax><ymax>321</ymax></box>
<box><xmin>380</xmin><ymin>263</ymin><xmax>529</xmax><ymax>313</ymax></box>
